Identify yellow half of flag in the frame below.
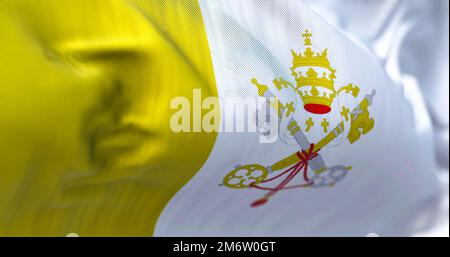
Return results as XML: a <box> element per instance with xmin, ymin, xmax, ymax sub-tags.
<box><xmin>0</xmin><ymin>0</ymin><xmax>217</xmax><ymax>236</ymax></box>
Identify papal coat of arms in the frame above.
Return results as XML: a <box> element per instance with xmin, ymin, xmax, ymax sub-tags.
<box><xmin>221</xmin><ymin>30</ymin><xmax>376</xmax><ymax>207</ymax></box>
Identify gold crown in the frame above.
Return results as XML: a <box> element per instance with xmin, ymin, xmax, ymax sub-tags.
<box><xmin>290</xmin><ymin>30</ymin><xmax>337</xmax><ymax>114</ymax></box>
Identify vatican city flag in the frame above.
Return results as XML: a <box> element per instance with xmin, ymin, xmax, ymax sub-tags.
<box><xmin>0</xmin><ymin>0</ymin><xmax>442</xmax><ymax>236</ymax></box>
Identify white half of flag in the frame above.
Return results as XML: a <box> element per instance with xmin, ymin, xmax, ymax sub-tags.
<box><xmin>154</xmin><ymin>0</ymin><xmax>442</xmax><ymax>236</ymax></box>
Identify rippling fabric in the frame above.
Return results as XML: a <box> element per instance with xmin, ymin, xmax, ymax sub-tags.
<box><xmin>154</xmin><ymin>0</ymin><xmax>442</xmax><ymax>236</ymax></box>
<box><xmin>0</xmin><ymin>0</ymin><xmax>217</xmax><ymax>236</ymax></box>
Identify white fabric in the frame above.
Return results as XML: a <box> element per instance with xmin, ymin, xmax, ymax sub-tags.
<box><xmin>154</xmin><ymin>0</ymin><xmax>443</xmax><ymax>236</ymax></box>
<box><xmin>305</xmin><ymin>0</ymin><xmax>449</xmax><ymax>237</ymax></box>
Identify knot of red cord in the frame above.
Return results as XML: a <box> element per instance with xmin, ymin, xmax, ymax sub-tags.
<box><xmin>296</xmin><ymin>143</ymin><xmax>320</xmax><ymax>164</ymax></box>
<box><xmin>250</xmin><ymin>144</ymin><xmax>321</xmax><ymax>207</ymax></box>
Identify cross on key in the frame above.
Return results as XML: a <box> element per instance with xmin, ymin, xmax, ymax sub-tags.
<box><xmin>321</xmin><ymin>118</ymin><xmax>329</xmax><ymax>133</ymax></box>
<box><xmin>305</xmin><ymin>117</ymin><xmax>314</xmax><ymax>132</ymax></box>
<box><xmin>285</xmin><ymin>102</ymin><xmax>295</xmax><ymax>117</ymax></box>
<box><xmin>341</xmin><ymin>106</ymin><xmax>350</xmax><ymax>121</ymax></box>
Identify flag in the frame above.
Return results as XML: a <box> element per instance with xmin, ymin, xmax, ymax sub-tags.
<box><xmin>0</xmin><ymin>0</ymin><xmax>443</xmax><ymax>236</ymax></box>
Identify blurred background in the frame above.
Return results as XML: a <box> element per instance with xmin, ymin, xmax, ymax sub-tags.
<box><xmin>304</xmin><ymin>0</ymin><xmax>449</xmax><ymax>236</ymax></box>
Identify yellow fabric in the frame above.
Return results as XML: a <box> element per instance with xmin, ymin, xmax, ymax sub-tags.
<box><xmin>0</xmin><ymin>0</ymin><xmax>217</xmax><ymax>236</ymax></box>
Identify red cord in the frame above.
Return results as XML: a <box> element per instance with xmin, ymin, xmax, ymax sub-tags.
<box><xmin>250</xmin><ymin>144</ymin><xmax>320</xmax><ymax>207</ymax></box>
